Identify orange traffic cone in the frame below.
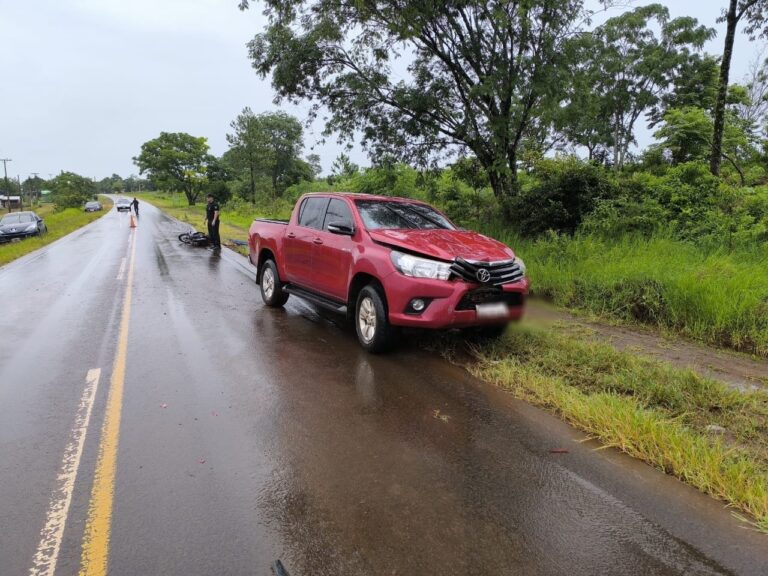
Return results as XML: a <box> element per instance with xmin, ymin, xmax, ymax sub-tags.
<box><xmin>129</xmin><ymin>214</ymin><xmax>136</xmax><ymax>228</ymax></box>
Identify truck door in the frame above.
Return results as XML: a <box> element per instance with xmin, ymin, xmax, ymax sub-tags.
<box><xmin>313</xmin><ymin>198</ymin><xmax>356</xmax><ymax>301</ymax></box>
<box><xmin>283</xmin><ymin>196</ymin><xmax>329</xmax><ymax>286</ymax></box>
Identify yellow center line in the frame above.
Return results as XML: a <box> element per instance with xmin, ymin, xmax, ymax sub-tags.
<box><xmin>79</xmin><ymin>230</ymin><xmax>137</xmax><ymax>576</ymax></box>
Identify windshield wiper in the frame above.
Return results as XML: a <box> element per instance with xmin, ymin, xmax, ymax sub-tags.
<box><xmin>398</xmin><ymin>203</ymin><xmax>450</xmax><ymax>229</ymax></box>
<box><xmin>380</xmin><ymin>203</ymin><xmax>417</xmax><ymax>229</ymax></box>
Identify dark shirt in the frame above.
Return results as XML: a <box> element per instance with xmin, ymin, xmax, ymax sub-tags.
<box><xmin>206</xmin><ymin>201</ymin><xmax>220</xmax><ymax>223</ymax></box>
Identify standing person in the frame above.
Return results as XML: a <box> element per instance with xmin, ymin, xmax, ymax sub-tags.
<box><xmin>205</xmin><ymin>194</ymin><xmax>221</xmax><ymax>250</ymax></box>
<box><xmin>131</xmin><ymin>197</ymin><xmax>139</xmax><ymax>216</ymax></box>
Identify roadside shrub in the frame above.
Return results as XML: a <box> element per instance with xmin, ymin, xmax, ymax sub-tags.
<box><xmin>205</xmin><ymin>180</ymin><xmax>231</xmax><ymax>204</ymax></box>
<box><xmin>581</xmin><ymin>196</ymin><xmax>667</xmax><ymax>239</ymax></box>
<box><xmin>349</xmin><ymin>163</ymin><xmax>419</xmax><ymax>197</ymax></box>
<box><xmin>509</xmin><ymin>157</ymin><xmax>618</xmax><ymax>237</ymax></box>
<box><xmin>427</xmin><ymin>170</ymin><xmax>499</xmax><ymax>227</ymax></box>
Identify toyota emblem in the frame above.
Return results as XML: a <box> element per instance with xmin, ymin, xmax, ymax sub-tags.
<box><xmin>476</xmin><ymin>268</ymin><xmax>491</xmax><ymax>283</ymax></box>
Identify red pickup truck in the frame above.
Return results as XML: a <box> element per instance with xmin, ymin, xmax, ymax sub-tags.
<box><xmin>248</xmin><ymin>193</ymin><xmax>529</xmax><ymax>352</ymax></box>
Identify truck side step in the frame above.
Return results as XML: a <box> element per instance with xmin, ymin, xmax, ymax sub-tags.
<box><xmin>285</xmin><ymin>285</ymin><xmax>348</xmax><ymax>314</ymax></box>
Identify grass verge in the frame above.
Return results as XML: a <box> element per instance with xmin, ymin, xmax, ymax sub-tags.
<box><xmin>458</xmin><ymin>323</ymin><xmax>768</xmax><ymax>532</ymax></box>
<box><xmin>489</xmin><ymin>231</ymin><xmax>768</xmax><ymax>357</ymax></box>
<box><xmin>0</xmin><ymin>197</ymin><xmax>113</xmax><ymax>267</ymax></box>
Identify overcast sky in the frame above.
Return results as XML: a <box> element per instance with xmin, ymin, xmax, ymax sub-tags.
<box><xmin>0</xmin><ymin>0</ymin><xmax>763</xmax><ymax>182</ymax></box>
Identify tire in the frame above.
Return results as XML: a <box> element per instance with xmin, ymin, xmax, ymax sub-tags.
<box><xmin>260</xmin><ymin>259</ymin><xmax>289</xmax><ymax>307</ymax></box>
<box><xmin>355</xmin><ymin>285</ymin><xmax>396</xmax><ymax>353</ymax></box>
<box><xmin>178</xmin><ymin>233</ymin><xmax>191</xmax><ymax>244</ymax></box>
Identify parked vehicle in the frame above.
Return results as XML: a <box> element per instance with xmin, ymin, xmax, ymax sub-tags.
<box><xmin>0</xmin><ymin>211</ymin><xmax>47</xmax><ymax>242</ymax></box>
<box><xmin>248</xmin><ymin>193</ymin><xmax>529</xmax><ymax>352</ymax></box>
<box><xmin>115</xmin><ymin>198</ymin><xmax>132</xmax><ymax>212</ymax></box>
<box><xmin>84</xmin><ymin>201</ymin><xmax>102</xmax><ymax>212</ymax></box>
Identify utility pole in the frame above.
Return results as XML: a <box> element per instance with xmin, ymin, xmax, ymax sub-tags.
<box><xmin>30</xmin><ymin>173</ymin><xmax>39</xmax><ymax>205</ymax></box>
<box><xmin>17</xmin><ymin>176</ymin><xmax>22</xmax><ymax>210</ymax></box>
<box><xmin>1</xmin><ymin>158</ymin><xmax>11</xmax><ymax>213</ymax></box>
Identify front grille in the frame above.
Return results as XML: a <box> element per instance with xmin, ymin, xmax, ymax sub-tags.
<box><xmin>450</xmin><ymin>257</ymin><xmax>524</xmax><ymax>286</ymax></box>
<box><xmin>456</xmin><ymin>288</ymin><xmax>525</xmax><ymax>311</ymax></box>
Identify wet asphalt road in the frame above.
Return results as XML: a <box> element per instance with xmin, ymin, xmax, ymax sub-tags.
<box><xmin>1</xmin><ymin>201</ymin><xmax>767</xmax><ymax>576</ymax></box>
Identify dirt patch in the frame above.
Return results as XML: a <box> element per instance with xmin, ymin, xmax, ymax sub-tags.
<box><xmin>524</xmin><ymin>299</ymin><xmax>768</xmax><ymax>392</ymax></box>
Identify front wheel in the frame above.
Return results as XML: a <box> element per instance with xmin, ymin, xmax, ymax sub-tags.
<box><xmin>260</xmin><ymin>259</ymin><xmax>289</xmax><ymax>307</ymax></box>
<box><xmin>355</xmin><ymin>285</ymin><xmax>396</xmax><ymax>353</ymax></box>
<box><xmin>178</xmin><ymin>233</ymin><xmax>191</xmax><ymax>244</ymax></box>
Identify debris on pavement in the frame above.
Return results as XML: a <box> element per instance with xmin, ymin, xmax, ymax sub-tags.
<box><xmin>432</xmin><ymin>409</ymin><xmax>450</xmax><ymax>423</ymax></box>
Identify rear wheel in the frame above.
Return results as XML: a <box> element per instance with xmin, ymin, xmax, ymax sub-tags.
<box><xmin>355</xmin><ymin>285</ymin><xmax>396</xmax><ymax>353</ymax></box>
<box><xmin>178</xmin><ymin>233</ymin><xmax>191</xmax><ymax>244</ymax></box>
<box><xmin>260</xmin><ymin>259</ymin><xmax>289</xmax><ymax>307</ymax></box>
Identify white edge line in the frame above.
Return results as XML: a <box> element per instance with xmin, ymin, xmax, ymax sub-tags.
<box><xmin>29</xmin><ymin>368</ymin><xmax>102</xmax><ymax>576</ymax></box>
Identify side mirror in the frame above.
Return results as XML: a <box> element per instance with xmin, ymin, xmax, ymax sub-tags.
<box><xmin>327</xmin><ymin>222</ymin><xmax>355</xmax><ymax>236</ymax></box>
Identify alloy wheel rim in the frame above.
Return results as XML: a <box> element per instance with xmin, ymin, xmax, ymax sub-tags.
<box><xmin>263</xmin><ymin>268</ymin><xmax>275</xmax><ymax>298</ymax></box>
<box><xmin>359</xmin><ymin>297</ymin><xmax>377</xmax><ymax>343</ymax></box>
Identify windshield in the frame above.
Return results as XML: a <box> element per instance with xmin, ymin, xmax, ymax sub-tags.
<box><xmin>1</xmin><ymin>213</ymin><xmax>34</xmax><ymax>224</ymax></box>
<box><xmin>355</xmin><ymin>200</ymin><xmax>455</xmax><ymax>231</ymax></box>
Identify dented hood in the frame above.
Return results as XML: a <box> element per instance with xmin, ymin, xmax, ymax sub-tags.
<box><xmin>368</xmin><ymin>228</ymin><xmax>515</xmax><ymax>262</ymax></box>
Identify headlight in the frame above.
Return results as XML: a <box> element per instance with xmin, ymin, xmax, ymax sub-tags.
<box><xmin>25</xmin><ymin>224</ymin><xmax>37</xmax><ymax>232</ymax></box>
<box><xmin>390</xmin><ymin>250</ymin><xmax>452</xmax><ymax>280</ymax></box>
<box><xmin>515</xmin><ymin>257</ymin><xmax>526</xmax><ymax>276</ymax></box>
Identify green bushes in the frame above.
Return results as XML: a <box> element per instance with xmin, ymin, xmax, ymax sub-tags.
<box><xmin>511</xmin><ymin>157</ymin><xmax>618</xmax><ymax>236</ymax></box>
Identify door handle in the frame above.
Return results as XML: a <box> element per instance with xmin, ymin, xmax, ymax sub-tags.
<box><xmin>312</xmin><ymin>238</ymin><xmax>324</xmax><ymax>245</ymax></box>
<box><xmin>287</xmin><ymin>232</ymin><xmax>296</xmax><ymax>238</ymax></box>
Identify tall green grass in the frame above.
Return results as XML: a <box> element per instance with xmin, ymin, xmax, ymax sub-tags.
<box><xmin>470</xmin><ymin>325</ymin><xmax>768</xmax><ymax>531</ymax></box>
<box><xmin>491</xmin><ymin>229</ymin><xmax>768</xmax><ymax>356</ymax></box>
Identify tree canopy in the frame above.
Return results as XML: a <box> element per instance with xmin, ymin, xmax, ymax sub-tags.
<box><xmin>239</xmin><ymin>0</ymin><xmax>594</xmax><ymax>208</ymax></box>
<box><xmin>710</xmin><ymin>0</ymin><xmax>768</xmax><ymax>175</ymax></box>
<box><xmin>50</xmin><ymin>172</ymin><xmax>97</xmax><ymax>209</ymax></box>
<box><xmin>226</xmin><ymin>109</ymin><xmax>310</xmax><ymax>199</ymax></box>
<box><xmin>133</xmin><ymin>132</ymin><xmax>214</xmax><ymax>205</ymax></box>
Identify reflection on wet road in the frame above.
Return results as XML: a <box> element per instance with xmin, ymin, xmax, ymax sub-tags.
<box><xmin>0</xmin><ymin>200</ymin><xmax>766</xmax><ymax>576</ymax></box>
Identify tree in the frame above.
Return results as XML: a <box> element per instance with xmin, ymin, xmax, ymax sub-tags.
<box><xmin>226</xmin><ymin>109</ymin><xmax>307</xmax><ymax>198</ymax></box>
<box><xmin>585</xmin><ymin>4</ymin><xmax>714</xmax><ymax>169</ymax></box>
<box><xmin>133</xmin><ymin>132</ymin><xmax>213</xmax><ymax>205</ymax></box>
<box><xmin>710</xmin><ymin>0</ymin><xmax>768</xmax><ymax>176</ymax></box>
<box><xmin>239</xmin><ymin>0</ymin><xmax>593</xmax><ymax>210</ymax></box>
<box><xmin>654</xmin><ymin>107</ymin><xmax>715</xmax><ymax>164</ymax></box>
<box><xmin>50</xmin><ymin>172</ymin><xmax>97</xmax><ymax>209</ymax></box>
<box><xmin>330</xmin><ymin>153</ymin><xmax>359</xmax><ymax>182</ymax></box>
<box><xmin>734</xmin><ymin>51</ymin><xmax>768</xmax><ymax>138</ymax></box>
<box><xmin>306</xmin><ymin>153</ymin><xmax>322</xmax><ymax>179</ymax></box>
<box><xmin>649</xmin><ymin>54</ymin><xmax>720</xmax><ymax>126</ymax></box>
<box><xmin>226</xmin><ymin>107</ymin><xmax>260</xmax><ymax>202</ymax></box>
<box><xmin>22</xmin><ymin>175</ymin><xmax>45</xmax><ymax>202</ymax></box>
<box><xmin>553</xmin><ymin>33</ymin><xmax>615</xmax><ymax>161</ymax></box>
<box><xmin>654</xmin><ymin>106</ymin><xmax>753</xmax><ymax>183</ymax></box>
